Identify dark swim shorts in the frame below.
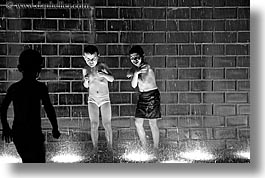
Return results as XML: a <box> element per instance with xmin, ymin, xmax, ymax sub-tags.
<box><xmin>135</xmin><ymin>89</ymin><xmax>161</xmax><ymax>119</ymax></box>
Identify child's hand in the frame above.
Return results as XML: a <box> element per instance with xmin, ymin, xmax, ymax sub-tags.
<box><xmin>127</xmin><ymin>73</ymin><xmax>133</xmax><ymax>78</ymax></box>
<box><xmin>2</xmin><ymin>127</ymin><xmax>13</xmax><ymax>143</ymax></box>
<box><xmin>52</xmin><ymin>129</ymin><xmax>61</xmax><ymax>139</ymax></box>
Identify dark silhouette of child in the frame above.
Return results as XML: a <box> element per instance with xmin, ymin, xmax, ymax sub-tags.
<box><xmin>0</xmin><ymin>49</ymin><xmax>60</xmax><ymax>163</ymax></box>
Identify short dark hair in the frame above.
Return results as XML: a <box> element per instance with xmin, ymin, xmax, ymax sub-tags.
<box><xmin>18</xmin><ymin>49</ymin><xmax>43</xmax><ymax>72</ymax></box>
<box><xmin>129</xmin><ymin>45</ymin><xmax>144</xmax><ymax>57</ymax></box>
<box><xmin>84</xmin><ymin>45</ymin><xmax>99</xmax><ymax>54</ymax></box>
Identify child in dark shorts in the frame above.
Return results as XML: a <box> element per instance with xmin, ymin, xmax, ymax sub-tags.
<box><xmin>127</xmin><ymin>45</ymin><xmax>161</xmax><ymax>150</ymax></box>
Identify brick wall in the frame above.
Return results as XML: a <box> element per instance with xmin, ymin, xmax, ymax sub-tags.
<box><xmin>0</xmin><ymin>0</ymin><xmax>250</xmax><ymax>154</ymax></box>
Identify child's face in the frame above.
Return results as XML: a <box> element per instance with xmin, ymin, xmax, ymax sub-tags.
<box><xmin>130</xmin><ymin>53</ymin><xmax>142</xmax><ymax>67</ymax></box>
<box><xmin>83</xmin><ymin>52</ymin><xmax>98</xmax><ymax>68</ymax></box>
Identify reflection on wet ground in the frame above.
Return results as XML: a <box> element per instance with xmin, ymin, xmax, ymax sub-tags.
<box><xmin>0</xmin><ymin>140</ymin><xmax>250</xmax><ymax>163</ymax></box>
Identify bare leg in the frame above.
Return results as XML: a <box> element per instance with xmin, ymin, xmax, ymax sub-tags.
<box><xmin>100</xmin><ymin>102</ymin><xmax>112</xmax><ymax>149</ymax></box>
<box><xmin>88</xmin><ymin>103</ymin><xmax>99</xmax><ymax>149</ymax></box>
<box><xmin>149</xmin><ymin>119</ymin><xmax>159</xmax><ymax>149</ymax></box>
<box><xmin>135</xmin><ymin>118</ymin><xmax>147</xmax><ymax>149</ymax></box>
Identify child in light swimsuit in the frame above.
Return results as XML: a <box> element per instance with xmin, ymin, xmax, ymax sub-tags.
<box><xmin>127</xmin><ymin>45</ymin><xmax>161</xmax><ymax>151</ymax></box>
<box><xmin>82</xmin><ymin>45</ymin><xmax>114</xmax><ymax>151</ymax></box>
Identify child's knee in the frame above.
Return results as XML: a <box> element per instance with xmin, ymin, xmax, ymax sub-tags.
<box><xmin>91</xmin><ymin>121</ymin><xmax>99</xmax><ymax>129</ymax></box>
<box><xmin>149</xmin><ymin>120</ymin><xmax>158</xmax><ymax>128</ymax></box>
<box><xmin>102</xmin><ymin>121</ymin><xmax>111</xmax><ymax>129</ymax></box>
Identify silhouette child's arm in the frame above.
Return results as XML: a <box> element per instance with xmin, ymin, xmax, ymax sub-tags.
<box><xmin>0</xmin><ymin>88</ymin><xmax>13</xmax><ymax>143</ymax></box>
<box><xmin>42</xmin><ymin>85</ymin><xmax>60</xmax><ymax>139</ymax></box>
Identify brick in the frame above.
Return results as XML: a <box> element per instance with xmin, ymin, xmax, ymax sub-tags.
<box><xmin>118</xmin><ymin>129</ymin><xmax>137</xmax><ymax>140</ymax></box>
<box><xmin>59</xmin><ymin>45</ymin><xmax>82</xmax><ymax>55</ymax></box>
<box><xmin>225</xmin><ymin>0</ymin><xmax>250</xmax><ymax>6</ymax></box>
<box><xmin>179</xmin><ymin>93</ymin><xmax>201</xmax><ymax>103</ymax></box>
<box><xmin>157</xmin><ymin>117</ymin><xmax>178</xmax><ymax>128</ymax></box>
<box><xmin>178</xmin><ymin>116</ymin><xmax>203</xmax><ymax>127</ymax></box>
<box><xmin>166</xmin><ymin>57</ymin><xmax>189</xmax><ymax>68</ymax></box>
<box><xmin>39</xmin><ymin>69</ymin><xmax>58</xmax><ymax>80</ymax></box>
<box><xmin>132</xmin><ymin>0</ymin><xmax>155</xmax><ymax>6</ymax></box>
<box><xmin>108</xmin><ymin>20</ymin><xmax>131</xmax><ymax>31</ymax></box>
<box><xmin>0</xmin><ymin>71</ymin><xmax>7</xmax><ymax>81</ymax></box>
<box><xmin>59</xmin><ymin>69</ymin><xmax>82</xmax><ymax>80</ymax></box>
<box><xmin>112</xmin><ymin>118</ymin><xmax>131</xmax><ymax>128</ymax></box>
<box><xmin>71</xmin><ymin>9</ymin><xmax>93</xmax><ymax>19</ymax></box>
<box><xmin>47</xmin><ymin>81</ymin><xmax>70</xmax><ymax>93</ymax></box>
<box><xmin>191</xmin><ymin>81</ymin><xmax>212</xmax><ymax>91</ymax></box>
<box><xmin>99</xmin><ymin>57</ymin><xmax>119</xmax><ymax>68</ymax></box>
<box><xmin>238</xmin><ymin>32</ymin><xmax>250</xmax><ymax>43</ymax></box>
<box><xmin>47</xmin><ymin>57</ymin><xmax>70</xmax><ymax>68</ymax></box>
<box><xmin>237</xmin><ymin>80</ymin><xmax>250</xmax><ymax>91</ymax></box>
<box><xmin>213</xmin><ymin>81</ymin><xmax>236</xmax><ymax>91</ymax></box>
<box><xmin>145</xmin><ymin>32</ymin><xmax>166</xmax><ymax>43</ymax></box>
<box><xmin>86</xmin><ymin>0</ymin><xmax>106</xmax><ymax>6</ymax></box>
<box><xmin>7</xmin><ymin>69</ymin><xmax>22</xmax><ymax>81</ymax></box>
<box><xmin>191</xmin><ymin>57</ymin><xmax>212</xmax><ymax>67</ymax></box>
<box><xmin>203</xmin><ymin>20</ymin><xmax>225</xmax><ymax>31</ymax></box>
<box><xmin>214</xmin><ymin>32</ymin><xmax>237</xmax><ymax>43</ymax></box>
<box><xmin>111</xmin><ymin>69</ymin><xmax>128</xmax><ymax>80</ymax></box>
<box><xmin>160</xmin><ymin>92</ymin><xmax>178</xmax><ymax>104</ymax></box>
<box><xmin>179</xmin><ymin>20</ymin><xmax>201</xmax><ymax>31</ymax></box>
<box><xmin>155</xmin><ymin>68</ymin><xmax>178</xmax><ymax>79</ymax></box>
<box><xmin>0</xmin><ymin>32</ymin><xmax>19</xmax><ymax>43</ymax></box>
<box><xmin>214</xmin><ymin>105</ymin><xmax>236</xmax><ymax>116</ymax></box>
<box><xmin>226</xmin><ymin>20</ymin><xmax>249</xmax><ymax>31</ymax></box>
<box><xmin>167</xmin><ymin>32</ymin><xmax>189</xmax><ymax>43</ymax></box>
<box><xmin>239</xmin><ymin>129</ymin><xmax>250</xmax><ymax>140</ymax></box>
<box><xmin>108</xmin><ymin>0</ymin><xmax>131</xmax><ymax>6</ymax></box>
<box><xmin>191</xmin><ymin>104</ymin><xmax>212</xmax><ymax>115</ymax></box>
<box><xmin>46</xmin><ymin>32</ymin><xmax>70</xmax><ymax>43</ymax></box>
<box><xmin>120</xmin><ymin>8</ymin><xmax>142</xmax><ymax>19</ymax></box>
<box><xmin>144</xmin><ymin>8</ymin><xmax>166</xmax><ymax>19</ymax></box>
<box><xmin>120</xmin><ymin>32</ymin><xmax>143</xmax><ymax>43</ymax></box>
<box><xmin>20</xmin><ymin>9</ymin><xmax>44</xmax><ymax>18</ymax></box>
<box><xmin>145</xmin><ymin>57</ymin><xmax>166</xmax><ymax>68</ymax></box>
<box><xmin>120</xmin><ymin>105</ymin><xmax>136</xmax><ymax>117</ymax></box>
<box><xmin>34</xmin><ymin>45</ymin><xmax>58</xmax><ymax>55</ymax></box>
<box><xmin>46</xmin><ymin>9</ymin><xmax>70</xmax><ymax>18</ymax></box>
<box><xmin>203</xmin><ymin>45</ymin><xmax>225</xmax><ymax>55</ymax></box>
<box><xmin>120</xmin><ymin>81</ymin><xmax>135</xmax><ymax>92</ymax></box>
<box><xmin>111</xmin><ymin>105</ymin><xmax>120</xmax><ymax>117</ymax></box>
<box><xmin>168</xmin><ymin>128</ymin><xmax>189</xmax><ymax>140</ymax></box>
<box><xmin>8</xmin><ymin>19</ymin><xmax>31</xmax><ymax>30</ymax></box>
<box><xmin>179</xmin><ymin>45</ymin><xmax>201</xmax><ymax>55</ymax></box>
<box><xmin>155</xmin><ymin>45</ymin><xmax>177</xmax><ymax>55</ymax></box>
<box><xmin>59</xmin><ymin>20</ymin><xmax>82</xmax><ymax>31</ymax></box>
<box><xmin>226</xmin><ymin>69</ymin><xmax>248</xmax><ymax>79</ymax></box>
<box><xmin>96</xmin><ymin>32</ymin><xmax>118</xmax><ymax>43</ymax></box>
<box><xmin>203</xmin><ymin>69</ymin><xmax>224</xmax><ymax>79</ymax></box>
<box><xmin>90</xmin><ymin>20</ymin><xmax>106</xmax><ymax>31</ymax></box>
<box><xmin>227</xmin><ymin>115</ymin><xmax>248</xmax><ymax>127</ymax></box>
<box><xmin>167</xmin><ymin>8</ymin><xmax>189</xmax><ymax>19</ymax></box>
<box><xmin>203</xmin><ymin>116</ymin><xmax>225</xmax><ymax>127</ymax></box>
<box><xmin>213</xmin><ymin>8</ymin><xmax>237</xmax><ymax>19</ymax></box>
<box><xmin>226</xmin><ymin>44</ymin><xmax>249</xmax><ymax>55</ymax></box>
<box><xmin>132</xmin><ymin>20</ymin><xmax>154</xmax><ymax>31</ymax></box>
<box><xmin>72</xmin><ymin>81</ymin><xmax>87</xmax><ymax>92</ymax></box>
<box><xmin>179</xmin><ymin>69</ymin><xmax>201</xmax><ymax>79</ymax></box>
<box><xmin>54</xmin><ymin>106</ymin><xmax>70</xmax><ymax>117</ymax></box>
<box><xmin>166</xmin><ymin>20</ymin><xmax>179</xmax><ymax>31</ymax></box>
<box><xmin>49</xmin><ymin>94</ymin><xmax>58</xmax><ymax>105</ymax></box>
<box><xmin>110</xmin><ymin>93</ymin><xmax>131</xmax><ymax>104</ymax></box>
<box><xmin>71</xmin><ymin>57</ymin><xmax>85</xmax><ymax>68</ymax></box>
<box><xmin>95</xmin><ymin>8</ymin><xmax>118</xmax><ymax>19</ymax></box>
<box><xmin>168</xmin><ymin>0</ymin><xmax>178</xmax><ymax>6</ymax></box>
<box><xmin>0</xmin><ymin>57</ymin><xmax>7</xmax><ymax>68</ymax></box>
<box><xmin>191</xmin><ymin>8</ymin><xmax>213</xmax><ymax>19</ymax></box>
<box><xmin>213</xmin><ymin>57</ymin><xmax>236</xmax><ymax>67</ymax></box>
<box><xmin>0</xmin><ymin>19</ymin><xmax>6</xmax><ymax>30</ymax></box>
<box><xmin>238</xmin><ymin>8</ymin><xmax>250</xmax><ymax>19</ymax></box>
<box><xmin>237</xmin><ymin>104</ymin><xmax>250</xmax><ymax>115</ymax></box>
<box><xmin>190</xmin><ymin>128</ymin><xmax>212</xmax><ymax>139</ymax></box>
<box><xmin>166</xmin><ymin>104</ymin><xmax>190</xmax><ymax>115</ymax></box>
<box><xmin>71</xmin><ymin>32</ymin><xmax>94</xmax><ymax>43</ymax></box>
<box><xmin>107</xmin><ymin>45</ymin><xmax>131</xmax><ymax>55</ymax></box>
<box><xmin>0</xmin><ymin>44</ymin><xmax>7</xmax><ymax>55</ymax></box>
<box><xmin>33</xmin><ymin>19</ymin><xmax>57</xmax><ymax>30</ymax></box>
<box><xmin>203</xmin><ymin>93</ymin><xmax>224</xmax><ymax>103</ymax></box>
<box><xmin>191</xmin><ymin>32</ymin><xmax>212</xmax><ymax>43</ymax></box>
<box><xmin>21</xmin><ymin>32</ymin><xmax>45</xmax><ymax>43</ymax></box>
<box><xmin>226</xmin><ymin>93</ymin><xmax>248</xmax><ymax>103</ymax></box>
<box><xmin>214</xmin><ymin>128</ymin><xmax>237</xmax><ymax>139</ymax></box>
<box><xmin>59</xmin><ymin>94</ymin><xmax>82</xmax><ymax>105</ymax></box>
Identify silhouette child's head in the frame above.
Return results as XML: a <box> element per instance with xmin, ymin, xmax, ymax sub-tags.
<box><xmin>18</xmin><ymin>49</ymin><xmax>43</xmax><ymax>78</ymax></box>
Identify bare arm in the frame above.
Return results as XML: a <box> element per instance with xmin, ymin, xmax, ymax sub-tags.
<box><xmin>82</xmin><ymin>68</ymin><xmax>90</xmax><ymax>88</ymax></box>
<box><xmin>42</xmin><ymin>86</ymin><xmax>60</xmax><ymax>139</ymax></box>
<box><xmin>98</xmin><ymin>63</ymin><xmax>114</xmax><ymax>82</ymax></box>
<box><xmin>131</xmin><ymin>65</ymin><xmax>149</xmax><ymax>88</ymax></box>
<box><xmin>0</xmin><ymin>89</ymin><xmax>13</xmax><ymax>143</ymax></box>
